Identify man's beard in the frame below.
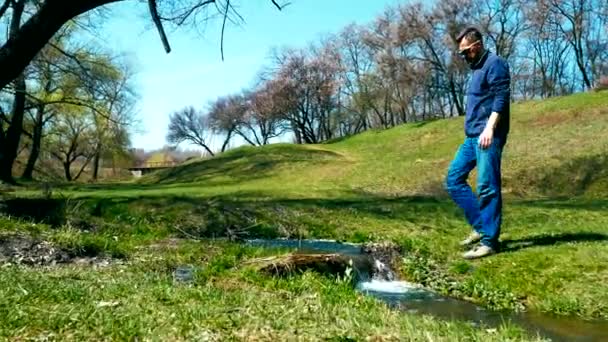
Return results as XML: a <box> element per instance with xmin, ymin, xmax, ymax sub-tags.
<box><xmin>466</xmin><ymin>50</ymin><xmax>486</xmax><ymax>67</ymax></box>
<box><xmin>466</xmin><ymin>54</ymin><xmax>479</xmax><ymax>66</ymax></box>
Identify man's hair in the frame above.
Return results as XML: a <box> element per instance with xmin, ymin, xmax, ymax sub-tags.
<box><xmin>456</xmin><ymin>26</ymin><xmax>483</xmax><ymax>45</ymax></box>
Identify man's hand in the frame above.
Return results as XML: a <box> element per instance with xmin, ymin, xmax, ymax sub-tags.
<box><xmin>479</xmin><ymin>111</ymin><xmax>500</xmax><ymax>149</ymax></box>
<box><xmin>479</xmin><ymin>127</ymin><xmax>494</xmax><ymax>149</ymax></box>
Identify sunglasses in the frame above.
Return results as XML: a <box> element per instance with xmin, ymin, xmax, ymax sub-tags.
<box><xmin>457</xmin><ymin>40</ymin><xmax>480</xmax><ymax>57</ymax></box>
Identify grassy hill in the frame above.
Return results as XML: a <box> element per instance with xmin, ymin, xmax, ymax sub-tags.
<box><xmin>2</xmin><ymin>91</ymin><xmax>608</xmax><ymax>340</ymax></box>
<box><xmin>150</xmin><ymin>91</ymin><xmax>608</xmax><ymax>197</ymax></box>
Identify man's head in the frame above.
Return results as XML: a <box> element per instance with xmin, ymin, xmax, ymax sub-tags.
<box><xmin>456</xmin><ymin>27</ymin><xmax>484</xmax><ymax>65</ymax></box>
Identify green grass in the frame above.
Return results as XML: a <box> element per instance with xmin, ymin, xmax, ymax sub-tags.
<box><xmin>3</xmin><ymin>91</ymin><xmax>608</xmax><ymax>340</ymax></box>
<box><xmin>0</xmin><ymin>223</ymin><xmax>538</xmax><ymax>341</ymax></box>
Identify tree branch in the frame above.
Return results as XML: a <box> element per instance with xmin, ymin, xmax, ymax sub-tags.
<box><xmin>73</xmin><ymin>155</ymin><xmax>93</xmax><ymax>181</ymax></box>
<box><xmin>0</xmin><ymin>0</ymin><xmax>11</xmax><ymax>19</ymax></box>
<box><xmin>23</xmin><ymin>94</ymin><xmax>121</xmax><ymax>125</ymax></box>
<box><xmin>161</xmin><ymin>0</ymin><xmax>216</xmax><ymax>25</ymax></box>
<box><xmin>220</xmin><ymin>0</ymin><xmax>230</xmax><ymax>61</ymax></box>
<box><xmin>271</xmin><ymin>0</ymin><xmax>290</xmax><ymax>10</ymax></box>
<box><xmin>148</xmin><ymin>0</ymin><xmax>171</xmax><ymax>53</ymax></box>
<box><xmin>48</xmin><ymin>42</ymin><xmax>92</xmax><ymax>74</ymax></box>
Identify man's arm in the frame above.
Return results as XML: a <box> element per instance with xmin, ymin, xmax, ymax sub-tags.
<box><xmin>485</xmin><ymin>111</ymin><xmax>500</xmax><ymax>131</ymax></box>
<box><xmin>479</xmin><ymin>58</ymin><xmax>510</xmax><ymax>148</ymax></box>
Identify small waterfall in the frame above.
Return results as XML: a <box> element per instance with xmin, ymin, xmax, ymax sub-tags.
<box><xmin>371</xmin><ymin>259</ymin><xmax>396</xmax><ymax>281</ymax></box>
<box><xmin>244</xmin><ymin>238</ymin><xmax>608</xmax><ymax>341</ymax></box>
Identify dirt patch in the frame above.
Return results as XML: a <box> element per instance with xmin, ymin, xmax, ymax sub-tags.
<box><xmin>143</xmin><ymin>238</ymin><xmax>187</xmax><ymax>250</ymax></box>
<box><xmin>530</xmin><ymin>111</ymin><xmax>572</xmax><ymax>128</ymax></box>
<box><xmin>530</xmin><ymin>107</ymin><xmax>606</xmax><ymax>128</ymax></box>
<box><xmin>0</xmin><ymin>234</ymin><xmax>113</xmax><ymax>267</ymax></box>
<box><xmin>0</xmin><ymin>235</ymin><xmax>70</xmax><ymax>266</ymax></box>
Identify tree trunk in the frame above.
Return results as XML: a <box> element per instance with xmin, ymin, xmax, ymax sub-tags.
<box><xmin>221</xmin><ymin>129</ymin><xmax>234</xmax><ymax>152</ymax></box>
<box><xmin>92</xmin><ymin>148</ymin><xmax>101</xmax><ymax>181</ymax></box>
<box><xmin>448</xmin><ymin>76</ymin><xmax>464</xmax><ymax>116</ymax></box>
<box><xmin>22</xmin><ymin>105</ymin><xmax>45</xmax><ymax>180</ymax></box>
<box><xmin>0</xmin><ymin>75</ymin><xmax>25</xmax><ymax>184</ymax></box>
<box><xmin>63</xmin><ymin>161</ymin><xmax>73</xmax><ymax>181</ymax></box>
<box><xmin>74</xmin><ymin>157</ymin><xmax>92</xmax><ymax>181</ymax></box>
<box><xmin>202</xmin><ymin>145</ymin><xmax>215</xmax><ymax>157</ymax></box>
<box><xmin>574</xmin><ymin>49</ymin><xmax>592</xmax><ymax>90</ymax></box>
<box><xmin>0</xmin><ymin>0</ymin><xmax>26</xmax><ymax>184</ymax></box>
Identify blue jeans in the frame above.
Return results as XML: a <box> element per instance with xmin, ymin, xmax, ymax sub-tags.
<box><xmin>445</xmin><ymin>136</ymin><xmax>504</xmax><ymax>249</ymax></box>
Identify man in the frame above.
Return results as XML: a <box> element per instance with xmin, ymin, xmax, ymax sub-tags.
<box><xmin>445</xmin><ymin>27</ymin><xmax>511</xmax><ymax>259</ymax></box>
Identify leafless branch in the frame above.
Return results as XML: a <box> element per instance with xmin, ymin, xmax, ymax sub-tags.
<box><xmin>149</xmin><ymin>0</ymin><xmax>171</xmax><ymax>53</ymax></box>
<box><xmin>272</xmin><ymin>0</ymin><xmax>291</xmax><ymax>10</ymax></box>
<box><xmin>226</xmin><ymin>1</ymin><xmax>244</xmax><ymax>22</ymax></box>
<box><xmin>220</xmin><ymin>0</ymin><xmax>230</xmax><ymax>61</ymax></box>
<box><xmin>47</xmin><ymin>42</ymin><xmax>94</xmax><ymax>76</ymax></box>
<box><xmin>161</xmin><ymin>0</ymin><xmax>216</xmax><ymax>25</ymax></box>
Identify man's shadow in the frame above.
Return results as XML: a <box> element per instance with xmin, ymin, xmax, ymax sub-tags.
<box><xmin>500</xmin><ymin>232</ymin><xmax>608</xmax><ymax>253</ymax></box>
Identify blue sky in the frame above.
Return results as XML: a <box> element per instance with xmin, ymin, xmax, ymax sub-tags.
<box><xmin>98</xmin><ymin>0</ymin><xmax>401</xmax><ymax>152</ymax></box>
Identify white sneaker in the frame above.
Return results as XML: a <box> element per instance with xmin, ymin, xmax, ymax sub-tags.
<box><xmin>460</xmin><ymin>231</ymin><xmax>482</xmax><ymax>246</ymax></box>
<box><xmin>463</xmin><ymin>245</ymin><xmax>496</xmax><ymax>259</ymax></box>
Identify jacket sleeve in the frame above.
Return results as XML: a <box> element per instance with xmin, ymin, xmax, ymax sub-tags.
<box><xmin>487</xmin><ymin>57</ymin><xmax>510</xmax><ymax>114</ymax></box>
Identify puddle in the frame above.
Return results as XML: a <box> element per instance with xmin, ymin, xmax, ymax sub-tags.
<box><xmin>246</xmin><ymin>238</ymin><xmax>608</xmax><ymax>342</ymax></box>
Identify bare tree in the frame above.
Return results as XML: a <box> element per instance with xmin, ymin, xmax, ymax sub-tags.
<box><xmin>359</xmin><ymin>9</ymin><xmax>400</xmax><ymax>127</ymax></box>
<box><xmin>474</xmin><ymin>0</ymin><xmax>528</xmax><ymax>60</ymax></box>
<box><xmin>391</xmin><ymin>0</ymin><xmax>473</xmax><ymax>118</ymax></box>
<box><xmin>246</xmin><ymin>85</ymin><xmax>288</xmax><ymax>145</ymax></box>
<box><xmin>269</xmin><ymin>42</ymin><xmax>342</xmax><ymax>144</ymax></box>
<box><xmin>524</xmin><ymin>1</ymin><xmax>573</xmax><ymax>98</ymax></box>
<box><xmin>544</xmin><ymin>0</ymin><xmax>596</xmax><ymax>89</ymax></box>
<box><xmin>335</xmin><ymin>23</ymin><xmax>375</xmax><ymax>134</ymax></box>
<box><xmin>208</xmin><ymin>93</ymin><xmax>247</xmax><ymax>151</ymax></box>
<box><xmin>167</xmin><ymin>106</ymin><xmax>215</xmax><ymax>156</ymax></box>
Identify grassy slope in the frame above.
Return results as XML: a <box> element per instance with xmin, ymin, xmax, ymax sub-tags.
<box><xmin>3</xmin><ymin>91</ymin><xmax>608</xmax><ymax>340</ymax></box>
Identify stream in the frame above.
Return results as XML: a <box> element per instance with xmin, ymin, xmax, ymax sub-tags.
<box><xmin>244</xmin><ymin>238</ymin><xmax>608</xmax><ymax>342</ymax></box>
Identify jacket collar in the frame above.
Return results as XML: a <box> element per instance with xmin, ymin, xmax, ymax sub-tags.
<box><xmin>471</xmin><ymin>50</ymin><xmax>490</xmax><ymax>69</ymax></box>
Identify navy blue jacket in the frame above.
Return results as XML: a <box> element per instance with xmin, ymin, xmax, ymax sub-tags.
<box><xmin>465</xmin><ymin>50</ymin><xmax>510</xmax><ymax>142</ymax></box>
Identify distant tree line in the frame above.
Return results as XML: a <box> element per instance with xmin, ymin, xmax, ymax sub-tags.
<box><xmin>169</xmin><ymin>0</ymin><xmax>608</xmax><ymax>152</ymax></box>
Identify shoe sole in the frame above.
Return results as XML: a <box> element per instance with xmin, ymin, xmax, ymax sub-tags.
<box><xmin>459</xmin><ymin>238</ymin><xmax>481</xmax><ymax>247</ymax></box>
<box><xmin>463</xmin><ymin>251</ymin><xmax>496</xmax><ymax>260</ymax></box>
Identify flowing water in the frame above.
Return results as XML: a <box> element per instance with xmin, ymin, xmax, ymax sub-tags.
<box><xmin>246</xmin><ymin>238</ymin><xmax>608</xmax><ymax>342</ymax></box>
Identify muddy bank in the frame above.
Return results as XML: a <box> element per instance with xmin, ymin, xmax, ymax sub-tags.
<box><xmin>246</xmin><ymin>239</ymin><xmax>403</xmax><ymax>281</ymax></box>
<box><xmin>0</xmin><ymin>197</ymin><xmax>67</xmax><ymax>226</ymax></box>
<box><xmin>0</xmin><ymin>234</ymin><xmax>114</xmax><ymax>267</ymax></box>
